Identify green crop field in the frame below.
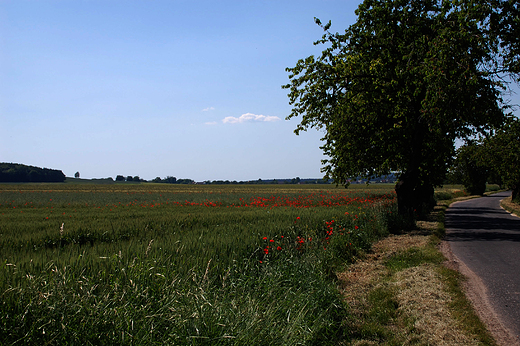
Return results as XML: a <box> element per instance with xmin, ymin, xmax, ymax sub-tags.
<box><xmin>1</xmin><ymin>183</ymin><xmax>397</xmax><ymax>345</ymax></box>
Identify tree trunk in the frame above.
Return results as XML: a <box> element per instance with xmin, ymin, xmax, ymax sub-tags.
<box><xmin>395</xmin><ymin>173</ymin><xmax>416</xmax><ymax>217</ymax></box>
<box><xmin>395</xmin><ymin>171</ymin><xmax>435</xmax><ymax>218</ymax></box>
<box><xmin>512</xmin><ymin>184</ymin><xmax>519</xmax><ymax>203</ymax></box>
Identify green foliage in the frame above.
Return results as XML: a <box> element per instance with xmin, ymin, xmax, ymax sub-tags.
<box><xmin>384</xmin><ymin>212</ymin><xmax>416</xmax><ymax>234</ymax></box>
<box><xmin>485</xmin><ymin>117</ymin><xmax>520</xmax><ymax>201</ymax></box>
<box><xmin>284</xmin><ymin>0</ymin><xmax>508</xmax><ymax>216</ymax></box>
<box><xmin>450</xmin><ymin>142</ymin><xmax>489</xmax><ymax>195</ymax></box>
<box><xmin>0</xmin><ymin>163</ymin><xmax>65</xmax><ymax>183</ymax></box>
<box><xmin>490</xmin><ymin>0</ymin><xmax>520</xmax><ymax>80</ymax></box>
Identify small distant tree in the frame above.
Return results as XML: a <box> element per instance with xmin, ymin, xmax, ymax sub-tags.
<box><xmin>291</xmin><ymin>177</ymin><xmax>301</xmax><ymax>184</ymax></box>
<box><xmin>116</xmin><ymin>175</ymin><xmax>125</xmax><ymax>182</ymax></box>
<box><xmin>133</xmin><ymin>176</ymin><xmax>140</xmax><ymax>182</ymax></box>
<box><xmin>485</xmin><ymin>117</ymin><xmax>520</xmax><ymax>202</ymax></box>
<box><xmin>126</xmin><ymin>176</ymin><xmax>133</xmax><ymax>182</ymax></box>
<box><xmin>164</xmin><ymin>176</ymin><xmax>177</xmax><ymax>184</ymax></box>
<box><xmin>451</xmin><ymin>142</ymin><xmax>489</xmax><ymax>196</ymax></box>
<box><xmin>74</xmin><ymin>172</ymin><xmax>80</xmax><ymax>178</ymax></box>
<box><xmin>177</xmin><ymin>178</ymin><xmax>194</xmax><ymax>184</ymax></box>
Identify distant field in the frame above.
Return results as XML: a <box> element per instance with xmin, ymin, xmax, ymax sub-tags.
<box><xmin>0</xmin><ymin>183</ymin><xmax>397</xmax><ymax>344</ymax></box>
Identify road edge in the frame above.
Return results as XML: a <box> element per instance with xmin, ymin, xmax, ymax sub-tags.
<box><xmin>441</xmin><ymin>197</ymin><xmax>520</xmax><ymax>346</ymax></box>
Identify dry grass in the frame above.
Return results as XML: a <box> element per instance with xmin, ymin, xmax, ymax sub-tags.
<box><xmin>395</xmin><ymin>265</ymin><xmax>480</xmax><ymax>346</ymax></box>
<box><xmin>338</xmin><ymin>234</ymin><xmax>429</xmax><ymax>345</ymax></box>
<box><xmin>500</xmin><ymin>196</ymin><xmax>520</xmax><ymax>216</ymax></box>
<box><xmin>337</xmin><ymin>212</ymin><xmax>491</xmax><ymax>345</ymax></box>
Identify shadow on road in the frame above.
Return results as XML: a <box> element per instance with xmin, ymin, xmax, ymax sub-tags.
<box><xmin>444</xmin><ymin>192</ymin><xmax>520</xmax><ymax>341</ymax></box>
<box><xmin>445</xmin><ymin>229</ymin><xmax>520</xmax><ymax>242</ymax></box>
<box><xmin>446</xmin><ymin>195</ymin><xmax>520</xmax><ymax>242</ymax></box>
<box><xmin>448</xmin><ymin>207</ymin><xmax>508</xmax><ymax>216</ymax></box>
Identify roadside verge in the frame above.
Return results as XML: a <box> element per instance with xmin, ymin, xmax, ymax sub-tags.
<box><xmin>440</xmin><ymin>194</ymin><xmax>520</xmax><ymax>346</ymax></box>
<box><xmin>338</xmin><ymin>199</ymin><xmax>501</xmax><ymax>345</ymax></box>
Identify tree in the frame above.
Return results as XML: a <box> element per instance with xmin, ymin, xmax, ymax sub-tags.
<box><xmin>284</xmin><ymin>0</ymin><xmax>507</xmax><ymax>216</ymax></box>
<box><xmin>115</xmin><ymin>175</ymin><xmax>125</xmax><ymax>182</ymax></box>
<box><xmin>164</xmin><ymin>176</ymin><xmax>177</xmax><ymax>184</ymax></box>
<box><xmin>450</xmin><ymin>142</ymin><xmax>489</xmax><ymax>195</ymax></box>
<box><xmin>485</xmin><ymin>117</ymin><xmax>520</xmax><ymax>202</ymax></box>
<box><xmin>490</xmin><ymin>0</ymin><xmax>520</xmax><ymax>79</ymax></box>
<box><xmin>0</xmin><ymin>163</ymin><xmax>65</xmax><ymax>182</ymax></box>
<box><xmin>291</xmin><ymin>177</ymin><xmax>301</xmax><ymax>184</ymax></box>
<box><xmin>75</xmin><ymin>172</ymin><xmax>80</xmax><ymax>178</ymax></box>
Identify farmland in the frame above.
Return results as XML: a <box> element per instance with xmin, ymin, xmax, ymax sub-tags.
<box><xmin>1</xmin><ymin>183</ymin><xmax>397</xmax><ymax>345</ymax></box>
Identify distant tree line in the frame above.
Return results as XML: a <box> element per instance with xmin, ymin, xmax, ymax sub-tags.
<box><xmin>203</xmin><ymin>178</ymin><xmax>335</xmax><ymax>185</ymax></box>
<box><xmin>151</xmin><ymin>176</ymin><xmax>194</xmax><ymax>184</ymax></box>
<box><xmin>151</xmin><ymin>177</ymin><xmax>334</xmax><ymax>185</ymax></box>
<box><xmin>0</xmin><ymin>163</ymin><xmax>66</xmax><ymax>183</ymax></box>
<box><xmin>115</xmin><ymin>175</ymin><xmax>144</xmax><ymax>183</ymax></box>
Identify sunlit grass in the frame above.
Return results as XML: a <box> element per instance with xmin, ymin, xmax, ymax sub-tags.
<box><xmin>0</xmin><ymin>183</ymin><xmax>396</xmax><ymax>345</ymax></box>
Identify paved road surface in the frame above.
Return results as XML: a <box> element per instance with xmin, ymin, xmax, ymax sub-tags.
<box><xmin>445</xmin><ymin>191</ymin><xmax>520</xmax><ymax>341</ymax></box>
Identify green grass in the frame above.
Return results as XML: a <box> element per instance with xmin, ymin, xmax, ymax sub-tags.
<box><xmin>4</xmin><ymin>183</ymin><xmax>492</xmax><ymax>345</ymax></box>
<box><xmin>385</xmin><ymin>246</ymin><xmax>445</xmax><ymax>273</ymax></box>
<box><xmin>0</xmin><ymin>183</ymin><xmax>395</xmax><ymax>345</ymax></box>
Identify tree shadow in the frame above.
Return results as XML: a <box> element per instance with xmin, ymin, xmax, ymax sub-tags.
<box><xmin>447</xmin><ymin>207</ymin><xmax>508</xmax><ymax>216</ymax></box>
<box><xmin>446</xmin><ymin>206</ymin><xmax>520</xmax><ymax>242</ymax></box>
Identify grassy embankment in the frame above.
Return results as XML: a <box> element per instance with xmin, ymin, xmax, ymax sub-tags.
<box><xmin>339</xmin><ymin>185</ymin><xmax>503</xmax><ymax>345</ymax></box>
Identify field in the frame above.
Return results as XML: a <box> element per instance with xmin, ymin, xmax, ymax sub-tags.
<box><xmin>0</xmin><ymin>183</ymin><xmax>397</xmax><ymax>345</ymax></box>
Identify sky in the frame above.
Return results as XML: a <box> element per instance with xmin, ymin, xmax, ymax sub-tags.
<box><xmin>1</xmin><ymin>0</ymin><xmax>364</xmax><ymax>181</ymax></box>
<box><xmin>1</xmin><ymin>1</ymin><xmax>518</xmax><ymax>182</ymax></box>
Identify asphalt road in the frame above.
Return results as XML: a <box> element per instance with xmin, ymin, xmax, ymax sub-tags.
<box><xmin>445</xmin><ymin>191</ymin><xmax>520</xmax><ymax>339</ymax></box>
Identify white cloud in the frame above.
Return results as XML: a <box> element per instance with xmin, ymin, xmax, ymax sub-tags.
<box><xmin>202</xmin><ymin>107</ymin><xmax>215</xmax><ymax>112</ymax></box>
<box><xmin>222</xmin><ymin>113</ymin><xmax>281</xmax><ymax>124</ymax></box>
<box><xmin>205</xmin><ymin>121</ymin><xmax>217</xmax><ymax>125</ymax></box>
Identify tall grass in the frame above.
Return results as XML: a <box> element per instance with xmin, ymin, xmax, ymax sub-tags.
<box><xmin>1</xmin><ymin>184</ymin><xmax>395</xmax><ymax>345</ymax></box>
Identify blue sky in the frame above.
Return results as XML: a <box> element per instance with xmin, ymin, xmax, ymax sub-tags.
<box><xmin>1</xmin><ymin>1</ymin><xmax>518</xmax><ymax>181</ymax></box>
<box><xmin>1</xmin><ymin>0</ymin><xmax>362</xmax><ymax>181</ymax></box>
